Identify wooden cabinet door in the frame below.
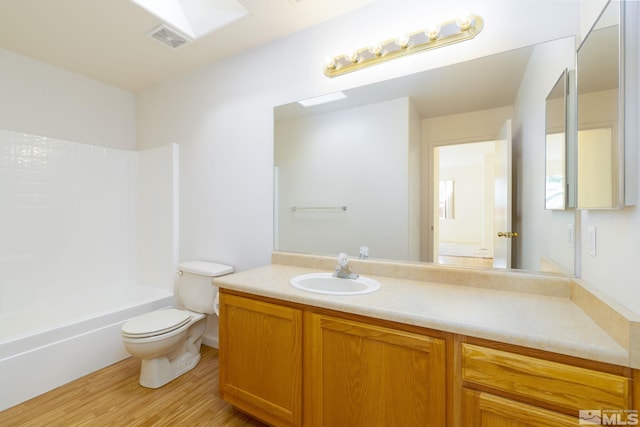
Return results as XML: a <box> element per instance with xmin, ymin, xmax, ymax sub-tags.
<box><xmin>306</xmin><ymin>314</ymin><xmax>446</xmax><ymax>427</ymax></box>
<box><xmin>219</xmin><ymin>293</ymin><xmax>302</xmax><ymax>427</ymax></box>
<box><xmin>462</xmin><ymin>388</ymin><xmax>579</xmax><ymax>427</ymax></box>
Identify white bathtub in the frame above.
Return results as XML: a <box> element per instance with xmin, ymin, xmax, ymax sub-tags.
<box><xmin>0</xmin><ymin>286</ymin><xmax>175</xmax><ymax>411</ymax></box>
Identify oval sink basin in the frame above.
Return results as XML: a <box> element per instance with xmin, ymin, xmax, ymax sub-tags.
<box><xmin>290</xmin><ymin>273</ymin><xmax>380</xmax><ymax>295</ymax></box>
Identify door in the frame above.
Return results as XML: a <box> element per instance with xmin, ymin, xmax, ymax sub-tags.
<box><xmin>493</xmin><ymin>120</ymin><xmax>513</xmax><ymax>269</ymax></box>
<box><xmin>219</xmin><ymin>293</ymin><xmax>302</xmax><ymax>427</ymax></box>
<box><xmin>307</xmin><ymin>314</ymin><xmax>446</xmax><ymax>427</ymax></box>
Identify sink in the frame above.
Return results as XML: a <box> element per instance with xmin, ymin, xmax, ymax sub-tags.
<box><xmin>290</xmin><ymin>272</ymin><xmax>380</xmax><ymax>295</ymax></box>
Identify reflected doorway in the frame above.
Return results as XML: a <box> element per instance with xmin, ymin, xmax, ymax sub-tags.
<box><xmin>434</xmin><ymin>141</ymin><xmax>496</xmax><ymax>268</ymax></box>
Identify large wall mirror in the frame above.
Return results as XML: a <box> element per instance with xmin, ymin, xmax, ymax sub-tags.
<box><xmin>576</xmin><ymin>0</ymin><xmax>637</xmax><ymax>208</ymax></box>
<box><xmin>274</xmin><ymin>38</ymin><xmax>578</xmax><ymax>276</ymax></box>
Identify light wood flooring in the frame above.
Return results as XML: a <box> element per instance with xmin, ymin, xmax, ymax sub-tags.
<box><xmin>438</xmin><ymin>255</ymin><xmax>493</xmax><ymax>268</ymax></box>
<box><xmin>0</xmin><ymin>346</ymin><xmax>267</xmax><ymax>427</ymax></box>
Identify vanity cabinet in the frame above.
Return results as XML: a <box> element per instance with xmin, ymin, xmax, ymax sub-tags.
<box><xmin>305</xmin><ymin>313</ymin><xmax>446</xmax><ymax>426</ymax></box>
<box><xmin>218</xmin><ymin>293</ymin><xmax>302</xmax><ymax>427</ymax></box>
<box><xmin>218</xmin><ymin>290</ymin><xmax>637</xmax><ymax>427</ymax></box>
<box><xmin>219</xmin><ymin>290</ymin><xmax>446</xmax><ymax>427</ymax></box>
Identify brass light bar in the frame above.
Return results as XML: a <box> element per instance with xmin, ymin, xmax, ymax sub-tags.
<box><xmin>324</xmin><ymin>15</ymin><xmax>484</xmax><ymax>77</ymax></box>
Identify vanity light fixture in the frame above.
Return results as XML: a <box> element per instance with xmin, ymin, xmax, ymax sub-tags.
<box><xmin>324</xmin><ymin>14</ymin><xmax>483</xmax><ymax>77</ymax></box>
<box><xmin>298</xmin><ymin>91</ymin><xmax>347</xmax><ymax>107</ymax></box>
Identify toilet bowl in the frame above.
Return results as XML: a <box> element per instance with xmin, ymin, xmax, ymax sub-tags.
<box><xmin>121</xmin><ymin>261</ymin><xmax>233</xmax><ymax>388</ymax></box>
<box><xmin>121</xmin><ymin>308</ymin><xmax>206</xmax><ymax>388</ymax></box>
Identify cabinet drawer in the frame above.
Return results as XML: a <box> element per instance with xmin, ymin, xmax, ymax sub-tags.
<box><xmin>462</xmin><ymin>343</ymin><xmax>629</xmax><ymax>412</ymax></box>
<box><xmin>462</xmin><ymin>388</ymin><xmax>579</xmax><ymax>426</ymax></box>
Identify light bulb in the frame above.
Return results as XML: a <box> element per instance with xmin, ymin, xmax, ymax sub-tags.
<box><xmin>368</xmin><ymin>41</ymin><xmax>383</xmax><ymax>56</ymax></box>
<box><xmin>456</xmin><ymin>14</ymin><xmax>473</xmax><ymax>31</ymax></box>
<box><xmin>425</xmin><ymin>24</ymin><xmax>440</xmax><ymax>41</ymax></box>
<box><xmin>395</xmin><ymin>33</ymin><xmax>410</xmax><ymax>49</ymax></box>
<box><xmin>324</xmin><ymin>56</ymin><xmax>337</xmax><ymax>70</ymax></box>
<box><xmin>344</xmin><ymin>49</ymin><xmax>359</xmax><ymax>63</ymax></box>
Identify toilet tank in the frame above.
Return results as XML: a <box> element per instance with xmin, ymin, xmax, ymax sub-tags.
<box><xmin>177</xmin><ymin>260</ymin><xmax>233</xmax><ymax>314</ymax></box>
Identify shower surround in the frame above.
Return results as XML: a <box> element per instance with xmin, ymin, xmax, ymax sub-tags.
<box><xmin>0</xmin><ymin>129</ymin><xmax>178</xmax><ymax>410</ymax></box>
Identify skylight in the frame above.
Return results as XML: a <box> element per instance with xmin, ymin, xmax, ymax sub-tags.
<box><xmin>131</xmin><ymin>0</ymin><xmax>250</xmax><ymax>40</ymax></box>
<box><xmin>298</xmin><ymin>92</ymin><xmax>347</xmax><ymax>107</ymax></box>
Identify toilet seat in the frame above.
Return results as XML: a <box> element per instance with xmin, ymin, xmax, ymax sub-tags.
<box><xmin>122</xmin><ymin>309</ymin><xmax>192</xmax><ymax>339</ymax></box>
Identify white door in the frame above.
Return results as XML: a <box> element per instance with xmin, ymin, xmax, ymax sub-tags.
<box><xmin>493</xmin><ymin>120</ymin><xmax>513</xmax><ymax>269</ymax></box>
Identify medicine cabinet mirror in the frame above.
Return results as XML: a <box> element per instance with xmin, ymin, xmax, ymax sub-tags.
<box><xmin>576</xmin><ymin>0</ymin><xmax>637</xmax><ymax>208</ymax></box>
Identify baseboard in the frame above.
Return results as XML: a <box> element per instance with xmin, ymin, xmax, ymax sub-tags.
<box><xmin>202</xmin><ymin>334</ymin><xmax>219</xmax><ymax>349</ymax></box>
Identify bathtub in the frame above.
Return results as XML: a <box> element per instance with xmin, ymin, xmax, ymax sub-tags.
<box><xmin>0</xmin><ymin>286</ymin><xmax>175</xmax><ymax>411</ymax></box>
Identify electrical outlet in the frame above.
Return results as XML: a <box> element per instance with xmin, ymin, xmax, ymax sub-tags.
<box><xmin>588</xmin><ymin>226</ymin><xmax>596</xmax><ymax>256</ymax></box>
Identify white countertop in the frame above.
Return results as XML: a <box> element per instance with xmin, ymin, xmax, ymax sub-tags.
<box><xmin>214</xmin><ymin>264</ymin><xmax>631</xmax><ymax>368</ymax></box>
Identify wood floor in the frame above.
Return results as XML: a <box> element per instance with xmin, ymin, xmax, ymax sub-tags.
<box><xmin>0</xmin><ymin>346</ymin><xmax>267</xmax><ymax>427</ymax></box>
<box><xmin>438</xmin><ymin>255</ymin><xmax>493</xmax><ymax>268</ymax></box>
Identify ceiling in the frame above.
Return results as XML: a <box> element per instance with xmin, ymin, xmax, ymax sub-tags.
<box><xmin>0</xmin><ymin>0</ymin><xmax>376</xmax><ymax>92</ymax></box>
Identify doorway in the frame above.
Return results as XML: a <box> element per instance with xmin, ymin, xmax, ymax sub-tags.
<box><xmin>434</xmin><ymin>141</ymin><xmax>495</xmax><ymax>268</ymax></box>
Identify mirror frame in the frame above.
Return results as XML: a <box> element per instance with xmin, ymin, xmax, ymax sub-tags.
<box><xmin>623</xmin><ymin>0</ymin><xmax>638</xmax><ymax>206</ymax></box>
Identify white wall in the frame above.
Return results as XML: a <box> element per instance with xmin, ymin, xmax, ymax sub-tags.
<box><xmin>511</xmin><ymin>37</ymin><xmax>576</xmax><ymax>274</ymax></box>
<box><xmin>439</xmin><ymin>164</ymin><xmax>486</xmax><ymax>244</ymax></box>
<box><xmin>438</xmin><ymin>142</ymin><xmax>495</xmax><ymax>252</ymax></box>
<box><xmin>408</xmin><ymin>99</ymin><xmax>422</xmax><ymax>261</ymax></box>
<box><xmin>136</xmin><ymin>0</ymin><xmax>580</xmax><ymax>276</ymax></box>
<box><xmin>0</xmin><ymin>49</ymin><xmax>135</xmax><ymax>150</ymax></box>
<box><xmin>275</xmin><ymin>98</ymin><xmax>414</xmax><ymax>261</ymax></box>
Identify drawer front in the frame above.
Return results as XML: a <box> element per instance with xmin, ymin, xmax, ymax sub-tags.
<box><xmin>462</xmin><ymin>388</ymin><xmax>579</xmax><ymax>427</ymax></box>
<box><xmin>462</xmin><ymin>343</ymin><xmax>629</xmax><ymax>412</ymax></box>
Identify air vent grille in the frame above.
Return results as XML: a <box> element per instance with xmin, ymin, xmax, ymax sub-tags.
<box><xmin>146</xmin><ymin>24</ymin><xmax>193</xmax><ymax>50</ymax></box>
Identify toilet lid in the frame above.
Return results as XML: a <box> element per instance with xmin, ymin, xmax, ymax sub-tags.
<box><xmin>121</xmin><ymin>309</ymin><xmax>192</xmax><ymax>338</ymax></box>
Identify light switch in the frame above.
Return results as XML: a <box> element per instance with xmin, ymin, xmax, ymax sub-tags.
<box><xmin>588</xmin><ymin>226</ymin><xmax>596</xmax><ymax>256</ymax></box>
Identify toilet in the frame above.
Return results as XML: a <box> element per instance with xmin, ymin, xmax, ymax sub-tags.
<box><xmin>121</xmin><ymin>260</ymin><xmax>233</xmax><ymax>388</ymax></box>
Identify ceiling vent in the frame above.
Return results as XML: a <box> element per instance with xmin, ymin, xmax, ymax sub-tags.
<box><xmin>146</xmin><ymin>24</ymin><xmax>193</xmax><ymax>50</ymax></box>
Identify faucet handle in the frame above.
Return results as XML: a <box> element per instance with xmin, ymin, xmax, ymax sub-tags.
<box><xmin>359</xmin><ymin>246</ymin><xmax>369</xmax><ymax>259</ymax></box>
<box><xmin>337</xmin><ymin>252</ymin><xmax>349</xmax><ymax>267</ymax></box>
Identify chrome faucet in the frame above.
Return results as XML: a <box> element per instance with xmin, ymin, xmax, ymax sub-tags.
<box><xmin>333</xmin><ymin>252</ymin><xmax>359</xmax><ymax>279</ymax></box>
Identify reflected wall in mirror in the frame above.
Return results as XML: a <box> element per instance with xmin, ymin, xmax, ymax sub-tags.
<box><xmin>439</xmin><ymin>180</ymin><xmax>455</xmax><ymax>219</ymax></box>
<box><xmin>545</xmin><ymin>70</ymin><xmax>568</xmax><ymax>210</ymax></box>
<box><xmin>576</xmin><ymin>0</ymin><xmax>622</xmax><ymax>209</ymax></box>
<box><xmin>274</xmin><ymin>97</ymin><xmax>421</xmax><ymax>262</ymax></box>
<box><xmin>274</xmin><ymin>38</ymin><xmax>577</xmax><ymax>276</ymax></box>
